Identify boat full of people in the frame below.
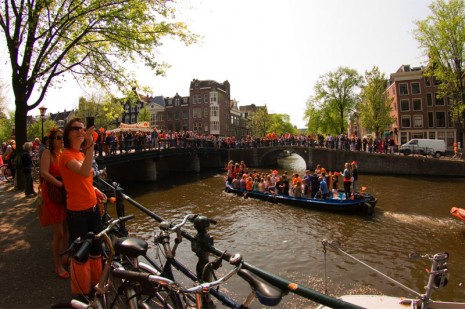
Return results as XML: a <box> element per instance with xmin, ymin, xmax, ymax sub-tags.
<box><xmin>223</xmin><ymin>161</ymin><xmax>377</xmax><ymax>215</ymax></box>
<box><xmin>225</xmin><ymin>182</ymin><xmax>377</xmax><ymax>214</ymax></box>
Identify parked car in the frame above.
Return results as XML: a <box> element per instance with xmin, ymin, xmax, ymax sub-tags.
<box><xmin>399</xmin><ymin>139</ymin><xmax>446</xmax><ymax>158</ymax></box>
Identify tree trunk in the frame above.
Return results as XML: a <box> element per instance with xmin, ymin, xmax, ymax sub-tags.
<box><xmin>14</xmin><ymin>99</ymin><xmax>28</xmax><ymax>191</ymax></box>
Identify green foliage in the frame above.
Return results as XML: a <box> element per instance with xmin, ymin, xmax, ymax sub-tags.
<box><xmin>304</xmin><ymin>67</ymin><xmax>362</xmax><ymax>134</ymax></box>
<box><xmin>268</xmin><ymin>114</ymin><xmax>298</xmax><ymax>135</ymax></box>
<box><xmin>414</xmin><ymin>0</ymin><xmax>465</xmax><ymax>129</ymax></box>
<box><xmin>0</xmin><ymin>115</ymin><xmax>13</xmax><ymax>144</ymax></box>
<box><xmin>76</xmin><ymin>92</ymin><xmax>123</xmax><ymax>129</ymax></box>
<box><xmin>0</xmin><ymin>0</ymin><xmax>197</xmax><ymax>162</ymax></box>
<box><xmin>27</xmin><ymin>119</ymin><xmax>58</xmax><ymax>141</ymax></box>
<box><xmin>249</xmin><ymin>106</ymin><xmax>271</xmax><ymax>136</ymax></box>
<box><xmin>137</xmin><ymin>107</ymin><xmax>151</xmax><ymax>122</ymax></box>
<box><xmin>359</xmin><ymin>67</ymin><xmax>395</xmax><ymax>138</ymax></box>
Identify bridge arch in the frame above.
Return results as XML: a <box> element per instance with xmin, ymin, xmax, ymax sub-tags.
<box><xmin>258</xmin><ymin>146</ymin><xmax>310</xmax><ymax>168</ymax></box>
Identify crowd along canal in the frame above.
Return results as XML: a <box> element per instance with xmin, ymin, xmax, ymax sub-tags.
<box><xmin>112</xmin><ymin>154</ymin><xmax>465</xmax><ymax>308</ymax></box>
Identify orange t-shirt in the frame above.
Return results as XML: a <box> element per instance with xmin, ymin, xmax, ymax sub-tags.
<box><xmin>59</xmin><ymin>148</ymin><xmax>96</xmax><ymax>211</ymax></box>
<box><xmin>246</xmin><ymin>179</ymin><xmax>253</xmax><ymax>191</ymax></box>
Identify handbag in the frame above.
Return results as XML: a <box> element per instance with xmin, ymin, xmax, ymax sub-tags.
<box><xmin>46</xmin><ymin>180</ymin><xmax>66</xmax><ymax>205</ymax></box>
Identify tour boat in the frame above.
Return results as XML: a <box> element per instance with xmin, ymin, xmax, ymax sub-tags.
<box><xmin>224</xmin><ymin>182</ymin><xmax>377</xmax><ymax>215</ymax></box>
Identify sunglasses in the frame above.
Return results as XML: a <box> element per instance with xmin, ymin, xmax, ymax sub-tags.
<box><xmin>71</xmin><ymin>126</ymin><xmax>85</xmax><ymax>131</ymax></box>
<box><xmin>54</xmin><ymin>136</ymin><xmax>63</xmax><ymax>140</ymax></box>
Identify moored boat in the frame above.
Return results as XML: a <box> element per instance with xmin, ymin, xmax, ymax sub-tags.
<box><xmin>317</xmin><ymin>241</ymin><xmax>464</xmax><ymax>309</ymax></box>
<box><xmin>224</xmin><ymin>182</ymin><xmax>377</xmax><ymax>215</ymax></box>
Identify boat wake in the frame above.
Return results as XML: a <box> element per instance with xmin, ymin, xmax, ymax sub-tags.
<box><xmin>381</xmin><ymin>211</ymin><xmax>459</xmax><ymax>228</ymax></box>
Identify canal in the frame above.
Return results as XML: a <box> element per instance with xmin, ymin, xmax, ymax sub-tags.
<box><xmin>114</xmin><ymin>154</ymin><xmax>465</xmax><ymax>308</ymax></box>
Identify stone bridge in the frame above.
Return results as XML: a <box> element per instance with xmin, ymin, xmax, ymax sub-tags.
<box><xmin>96</xmin><ymin>146</ymin><xmax>465</xmax><ymax>182</ymax></box>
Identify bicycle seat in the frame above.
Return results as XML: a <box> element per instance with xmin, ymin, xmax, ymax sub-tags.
<box><xmin>114</xmin><ymin>237</ymin><xmax>148</xmax><ymax>258</ymax></box>
<box><xmin>238</xmin><ymin>269</ymin><xmax>283</xmax><ymax>306</ymax></box>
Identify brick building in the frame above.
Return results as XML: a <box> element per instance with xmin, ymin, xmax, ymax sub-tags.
<box><xmin>189</xmin><ymin>79</ymin><xmax>230</xmax><ymax>136</ymax></box>
<box><xmin>388</xmin><ymin>65</ymin><xmax>456</xmax><ymax>148</ymax></box>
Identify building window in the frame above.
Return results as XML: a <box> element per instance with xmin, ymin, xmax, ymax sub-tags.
<box><xmin>411</xmin><ymin>82</ymin><xmax>420</xmax><ymax>95</ymax></box>
<box><xmin>211</xmin><ymin>105</ymin><xmax>218</xmax><ymax>117</ymax></box>
<box><xmin>204</xmin><ymin>94</ymin><xmax>208</xmax><ymax>103</ymax></box>
<box><xmin>131</xmin><ymin>106</ymin><xmax>135</xmax><ymax>112</ymax></box>
<box><xmin>436</xmin><ymin>95</ymin><xmax>444</xmax><ymax>106</ymax></box>
<box><xmin>436</xmin><ymin>112</ymin><xmax>446</xmax><ymax>127</ymax></box>
<box><xmin>193</xmin><ymin>108</ymin><xmax>202</xmax><ymax>119</ymax></box>
<box><xmin>182</xmin><ymin>110</ymin><xmax>188</xmax><ymax>120</ymax></box>
<box><xmin>428</xmin><ymin>112</ymin><xmax>434</xmax><ymax>128</ymax></box>
<box><xmin>174</xmin><ymin>111</ymin><xmax>179</xmax><ymax>120</ymax></box>
<box><xmin>204</xmin><ymin>123</ymin><xmax>209</xmax><ymax>132</ymax></box>
<box><xmin>131</xmin><ymin>115</ymin><xmax>135</xmax><ymax>123</ymax></box>
<box><xmin>427</xmin><ymin>93</ymin><xmax>433</xmax><ymax>106</ymax></box>
<box><xmin>429</xmin><ymin>131</ymin><xmax>435</xmax><ymax>139</ymax></box>
<box><xmin>210</xmin><ymin>92</ymin><xmax>218</xmax><ymax>104</ymax></box>
<box><xmin>425</xmin><ymin>76</ymin><xmax>431</xmax><ymax>87</ymax></box>
<box><xmin>399</xmin><ymin>83</ymin><xmax>409</xmax><ymax>95</ymax></box>
<box><xmin>447</xmin><ymin>97</ymin><xmax>453</xmax><ymax>106</ymax></box>
<box><xmin>413</xmin><ymin>115</ymin><xmax>423</xmax><ymax>128</ymax></box>
<box><xmin>204</xmin><ymin>108</ymin><xmax>208</xmax><ymax>118</ymax></box>
<box><xmin>401</xmin><ymin>116</ymin><xmax>411</xmax><ymax>128</ymax></box>
<box><xmin>211</xmin><ymin>121</ymin><xmax>219</xmax><ymax>131</ymax></box>
<box><xmin>167</xmin><ymin>111</ymin><xmax>172</xmax><ymax>121</ymax></box>
<box><xmin>175</xmin><ymin>98</ymin><xmax>180</xmax><ymax>106</ymax></box>
<box><xmin>412</xmin><ymin>98</ymin><xmax>422</xmax><ymax>111</ymax></box>
<box><xmin>400</xmin><ymin>99</ymin><xmax>410</xmax><ymax>111</ymax></box>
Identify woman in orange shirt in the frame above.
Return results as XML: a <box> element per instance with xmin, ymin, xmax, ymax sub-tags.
<box><xmin>59</xmin><ymin>117</ymin><xmax>106</xmax><ymax>296</ymax></box>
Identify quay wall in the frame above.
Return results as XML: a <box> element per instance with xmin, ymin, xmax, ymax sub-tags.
<box><xmin>308</xmin><ymin>148</ymin><xmax>465</xmax><ymax>177</ymax></box>
<box><xmin>103</xmin><ymin>147</ymin><xmax>465</xmax><ymax>181</ymax></box>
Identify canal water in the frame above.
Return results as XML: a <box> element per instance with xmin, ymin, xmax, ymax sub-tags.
<box><xmin>115</xmin><ymin>154</ymin><xmax>465</xmax><ymax>308</ymax></box>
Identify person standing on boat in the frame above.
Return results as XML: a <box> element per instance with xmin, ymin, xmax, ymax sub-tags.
<box><xmin>343</xmin><ymin>162</ymin><xmax>352</xmax><ymax>199</ymax></box>
<box><xmin>319</xmin><ymin>174</ymin><xmax>330</xmax><ymax>199</ymax></box>
<box><xmin>303</xmin><ymin>170</ymin><xmax>312</xmax><ymax>198</ymax></box>
<box><xmin>351</xmin><ymin>161</ymin><xmax>358</xmax><ymax>194</ymax></box>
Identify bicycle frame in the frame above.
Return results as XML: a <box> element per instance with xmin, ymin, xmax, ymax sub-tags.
<box><xmin>96</xmin><ymin>178</ymin><xmax>363</xmax><ymax>309</ymax></box>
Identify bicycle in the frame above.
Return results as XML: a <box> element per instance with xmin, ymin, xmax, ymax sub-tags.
<box><xmin>112</xmin><ymin>253</ymin><xmax>244</xmax><ymax>309</ymax></box>
<box><xmin>54</xmin><ymin>214</ymin><xmax>138</xmax><ymax>309</ymax></box>
<box><xmin>0</xmin><ymin>164</ymin><xmax>13</xmax><ymax>182</ymax></box>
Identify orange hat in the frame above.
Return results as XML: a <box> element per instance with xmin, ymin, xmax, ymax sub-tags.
<box><xmin>352</xmin><ymin>161</ymin><xmax>357</xmax><ymax>165</ymax></box>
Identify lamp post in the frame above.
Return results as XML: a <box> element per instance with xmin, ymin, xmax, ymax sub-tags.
<box><xmin>39</xmin><ymin>106</ymin><xmax>47</xmax><ymax>139</ymax></box>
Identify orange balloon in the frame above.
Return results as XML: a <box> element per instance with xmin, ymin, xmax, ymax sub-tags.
<box><xmin>109</xmin><ymin>197</ymin><xmax>117</xmax><ymax>203</ymax></box>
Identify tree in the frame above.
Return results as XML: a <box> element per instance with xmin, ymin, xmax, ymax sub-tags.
<box><xmin>249</xmin><ymin>105</ymin><xmax>271</xmax><ymax>136</ymax></box>
<box><xmin>268</xmin><ymin>114</ymin><xmax>298</xmax><ymax>135</ymax></box>
<box><xmin>304</xmin><ymin>67</ymin><xmax>362</xmax><ymax>134</ymax></box>
<box><xmin>358</xmin><ymin>67</ymin><xmax>395</xmax><ymax>139</ymax></box>
<box><xmin>137</xmin><ymin>107</ymin><xmax>151</xmax><ymax>122</ymax></box>
<box><xmin>76</xmin><ymin>92</ymin><xmax>124</xmax><ymax>129</ymax></box>
<box><xmin>0</xmin><ymin>0</ymin><xmax>196</xmax><ymax>166</ymax></box>
<box><xmin>414</xmin><ymin>0</ymin><xmax>465</xmax><ymax>143</ymax></box>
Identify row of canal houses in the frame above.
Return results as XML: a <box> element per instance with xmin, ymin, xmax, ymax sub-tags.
<box><xmin>122</xmin><ymin>79</ymin><xmax>258</xmax><ymax>139</ymax></box>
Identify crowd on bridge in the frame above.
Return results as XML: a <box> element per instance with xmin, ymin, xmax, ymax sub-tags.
<box><xmin>74</xmin><ymin>129</ymin><xmax>397</xmax><ymax>157</ymax></box>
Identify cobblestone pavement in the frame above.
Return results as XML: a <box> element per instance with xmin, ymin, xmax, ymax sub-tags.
<box><xmin>0</xmin><ymin>182</ymin><xmax>73</xmax><ymax>308</ymax></box>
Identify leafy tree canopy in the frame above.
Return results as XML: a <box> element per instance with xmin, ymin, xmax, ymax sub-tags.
<box><xmin>304</xmin><ymin>67</ymin><xmax>362</xmax><ymax>134</ymax></box>
<box><xmin>358</xmin><ymin>66</ymin><xmax>395</xmax><ymax>139</ymax></box>
<box><xmin>0</xmin><ymin>0</ymin><xmax>197</xmax><ymax>162</ymax></box>
<box><xmin>414</xmin><ymin>0</ymin><xmax>465</xmax><ymax>135</ymax></box>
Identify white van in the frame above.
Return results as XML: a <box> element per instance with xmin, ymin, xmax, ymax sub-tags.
<box><xmin>399</xmin><ymin>139</ymin><xmax>446</xmax><ymax>157</ymax></box>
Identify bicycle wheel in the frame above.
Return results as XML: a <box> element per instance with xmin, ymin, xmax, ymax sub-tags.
<box><xmin>0</xmin><ymin>165</ymin><xmax>13</xmax><ymax>182</ymax></box>
<box><xmin>106</xmin><ymin>262</ymin><xmax>138</xmax><ymax>309</ymax></box>
<box><xmin>138</xmin><ymin>262</ymin><xmax>186</xmax><ymax>309</ymax></box>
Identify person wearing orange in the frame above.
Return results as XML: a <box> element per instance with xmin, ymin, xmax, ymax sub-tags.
<box><xmin>40</xmin><ymin>128</ymin><xmax>68</xmax><ymax>279</ymax></box>
<box><xmin>59</xmin><ymin>117</ymin><xmax>106</xmax><ymax>296</ymax></box>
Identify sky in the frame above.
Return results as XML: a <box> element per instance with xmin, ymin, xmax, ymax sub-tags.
<box><xmin>2</xmin><ymin>0</ymin><xmax>434</xmax><ymax>128</ymax></box>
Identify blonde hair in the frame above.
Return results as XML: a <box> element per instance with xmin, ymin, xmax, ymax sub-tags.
<box><xmin>22</xmin><ymin>142</ymin><xmax>33</xmax><ymax>152</ymax></box>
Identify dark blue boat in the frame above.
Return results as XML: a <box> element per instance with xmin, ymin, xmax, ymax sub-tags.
<box><xmin>225</xmin><ymin>183</ymin><xmax>377</xmax><ymax>214</ymax></box>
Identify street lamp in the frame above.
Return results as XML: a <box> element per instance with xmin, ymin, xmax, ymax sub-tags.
<box><xmin>39</xmin><ymin>106</ymin><xmax>47</xmax><ymax>139</ymax></box>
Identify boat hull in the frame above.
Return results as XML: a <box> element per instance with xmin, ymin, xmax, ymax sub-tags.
<box><xmin>225</xmin><ymin>184</ymin><xmax>377</xmax><ymax>214</ymax></box>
